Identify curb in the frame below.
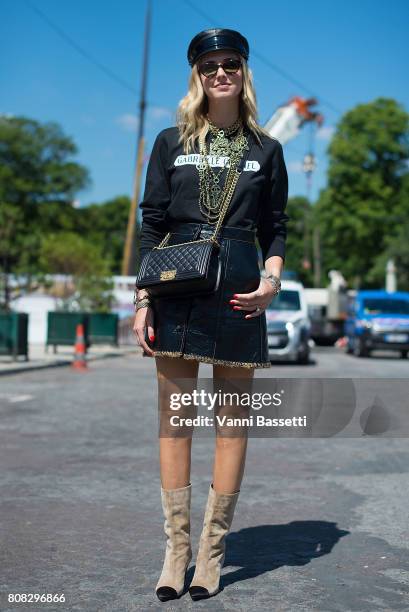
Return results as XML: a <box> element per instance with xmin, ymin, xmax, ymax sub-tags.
<box><xmin>0</xmin><ymin>349</ymin><xmax>140</xmax><ymax>377</ymax></box>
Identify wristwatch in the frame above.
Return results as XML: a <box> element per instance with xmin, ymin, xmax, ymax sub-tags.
<box><xmin>265</xmin><ymin>273</ymin><xmax>281</xmax><ymax>294</ymax></box>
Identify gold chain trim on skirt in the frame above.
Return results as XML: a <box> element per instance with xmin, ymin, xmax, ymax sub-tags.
<box><xmin>152</xmin><ymin>350</ymin><xmax>271</xmax><ymax>369</ymax></box>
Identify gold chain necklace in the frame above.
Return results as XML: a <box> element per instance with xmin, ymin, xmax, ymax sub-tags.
<box><xmin>207</xmin><ymin>115</ymin><xmax>242</xmax><ymax>133</ymax></box>
<box><xmin>197</xmin><ymin>118</ymin><xmax>249</xmax><ymax>223</ymax></box>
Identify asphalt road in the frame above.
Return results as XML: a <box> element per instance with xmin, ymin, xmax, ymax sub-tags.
<box><xmin>0</xmin><ymin>347</ymin><xmax>408</xmax><ymax>611</ymax></box>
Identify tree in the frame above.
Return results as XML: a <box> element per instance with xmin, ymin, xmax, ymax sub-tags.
<box><xmin>75</xmin><ymin>195</ymin><xmax>131</xmax><ymax>274</ymax></box>
<box><xmin>367</xmin><ymin>172</ymin><xmax>409</xmax><ymax>290</ymax></box>
<box><xmin>39</xmin><ymin>232</ymin><xmax>114</xmax><ymax>312</ymax></box>
<box><xmin>0</xmin><ymin>115</ymin><xmax>89</xmax><ymax>206</ymax></box>
<box><xmin>314</xmin><ymin>98</ymin><xmax>409</xmax><ymax>288</ymax></box>
<box><xmin>283</xmin><ymin>195</ymin><xmax>314</xmax><ymax>285</ymax></box>
<box><xmin>0</xmin><ymin>203</ymin><xmax>25</xmax><ymax>308</ymax></box>
<box><xmin>0</xmin><ymin>114</ymin><xmax>90</xmax><ymax>308</ymax></box>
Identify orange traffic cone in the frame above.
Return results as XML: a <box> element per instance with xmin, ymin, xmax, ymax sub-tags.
<box><xmin>72</xmin><ymin>323</ymin><xmax>88</xmax><ymax>371</ymax></box>
<box><xmin>335</xmin><ymin>336</ymin><xmax>348</xmax><ymax>348</ymax></box>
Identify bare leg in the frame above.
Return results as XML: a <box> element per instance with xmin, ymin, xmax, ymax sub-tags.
<box><xmin>155</xmin><ymin>356</ymin><xmax>199</xmax><ymax>489</ymax></box>
<box><xmin>211</xmin><ymin>364</ymin><xmax>255</xmax><ymax>494</ymax></box>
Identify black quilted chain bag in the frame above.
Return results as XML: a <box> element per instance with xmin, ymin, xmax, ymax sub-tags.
<box><xmin>135</xmin><ymin>134</ymin><xmax>253</xmax><ymax>299</ymax></box>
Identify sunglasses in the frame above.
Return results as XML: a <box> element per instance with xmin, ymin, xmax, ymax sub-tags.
<box><xmin>198</xmin><ymin>58</ymin><xmax>242</xmax><ymax>78</ymax></box>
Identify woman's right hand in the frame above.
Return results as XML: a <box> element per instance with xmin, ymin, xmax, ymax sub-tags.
<box><xmin>133</xmin><ymin>305</ymin><xmax>155</xmax><ymax>357</ymax></box>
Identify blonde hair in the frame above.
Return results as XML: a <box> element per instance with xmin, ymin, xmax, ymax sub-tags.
<box><xmin>175</xmin><ymin>58</ymin><xmax>272</xmax><ymax>154</ymax></box>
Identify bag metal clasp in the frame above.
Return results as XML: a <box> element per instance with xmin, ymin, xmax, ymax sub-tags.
<box><xmin>160</xmin><ymin>270</ymin><xmax>177</xmax><ymax>280</ymax></box>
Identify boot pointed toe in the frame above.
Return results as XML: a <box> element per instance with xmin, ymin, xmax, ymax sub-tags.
<box><xmin>156</xmin><ymin>586</ymin><xmax>179</xmax><ymax>601</ymax></box>
<box><xmin>189</xmin><ymin>585</ymin><xmax>211</xmax><ymax>600</ymax></box>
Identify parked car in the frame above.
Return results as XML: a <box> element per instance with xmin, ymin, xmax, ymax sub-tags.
<box><xmin>265</xmin><ymin>280</ymin><xmax>311</xmax><ymax>363</ymax></box>
<box><xmin>345</xmin><ymin>290</ymin><xmax>409</xmax><ymax>358</ymax></box>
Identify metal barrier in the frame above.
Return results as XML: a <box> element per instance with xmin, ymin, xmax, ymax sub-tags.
<box><xmin>46</xmin><ymin>312</ymin><xmax>119</xmax><ymax>352</ymax></box>
<box><xmin>0</xmin><ymin>312</ymin><xmax>29</xmax><ymax>361</ymax></box>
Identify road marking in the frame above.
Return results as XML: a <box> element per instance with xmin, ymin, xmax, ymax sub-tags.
<box><xmin>0</xmin><ymin>394</ymin><xmax>34</xmax><ymax>403</ymax></box>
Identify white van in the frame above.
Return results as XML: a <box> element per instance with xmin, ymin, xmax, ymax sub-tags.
<box><xmin>265</xmin><ymin>279</ymin><xmax>311</xmax><ymax>363</ymax></box>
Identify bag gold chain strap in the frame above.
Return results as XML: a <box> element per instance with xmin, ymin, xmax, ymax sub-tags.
<box><xmin>154</xmin><ymin>171</ymin><xmax>240</xmax><ymax>250</ymax></box>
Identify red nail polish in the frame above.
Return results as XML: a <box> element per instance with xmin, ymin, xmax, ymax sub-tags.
<box><xmin>233</xmin><ymin>306</ymin><xmax>240</xmax><ymax>310</ymax></box>
<box><xmin>229</xmin><ymin>299</ymin><xmax>235</xmax><ymax>304</ymax></box>
<box><xmin>233</xmin><ymin>294</ymin><xmax>238</xmax><ymax>298</ymax></box>
<box><xmin>149</xmin><ymin>335</ymin><xmax>155</xmax><ymax>342</ymax></box>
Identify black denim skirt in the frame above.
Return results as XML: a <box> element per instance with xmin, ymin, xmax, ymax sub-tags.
<box><xmin>145</xmin><ymin>221</ymin><xmax>271</xmax><ymax>369</ymax></box>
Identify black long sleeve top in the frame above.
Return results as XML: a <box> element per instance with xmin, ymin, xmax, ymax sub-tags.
<box><xmin>138</xmin><ymin>125</ymin><xmax>289</xmax><ymax>267</ymax></box>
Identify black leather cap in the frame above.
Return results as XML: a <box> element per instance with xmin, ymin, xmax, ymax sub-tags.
<box><xmin>187</xmin><ymin>28</ymin><xmax>249</xmax><ymax>67</ymax></box>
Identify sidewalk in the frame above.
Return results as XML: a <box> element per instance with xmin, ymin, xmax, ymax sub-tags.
<box><xmin>0</xmin><ymin>343</ymin><xmax>141</xmax><ymax>376</ymax></box>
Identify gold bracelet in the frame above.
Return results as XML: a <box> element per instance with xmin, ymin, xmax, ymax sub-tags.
<box><xmin>135</xmin><ymin>299</ymin><xmax>151</xmax><ymax>312</ymax></box>
<box><xmin>133</xmin><ymin>288</ymin><xmax>151</xmax><ymax>311</ymax></box>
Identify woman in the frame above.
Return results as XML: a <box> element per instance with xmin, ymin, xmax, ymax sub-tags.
<box><xmin>133</xmin><ymin>28</ymin><xmax>289</xmax><ymax>601</ymax></box>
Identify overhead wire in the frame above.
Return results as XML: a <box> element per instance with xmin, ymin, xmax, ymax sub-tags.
<box><xmin>182</xmin><ymin>0</ymin><xmax>342</xmax><ymax>117</ymax></box>
<box><xmin>23</xmin><ymin>0</ymin><xmax>174</xmax><ymax>116</ymax></box>
<box><xmin>23</xmin><ymin>0</ymin><xmax>330</xmax><ymax>181</ymax></box>
<box><xmin>25</xmin><ymin>0</ymin><xmax>342</xmax><ymax>119</ymax></box>
<box><xmin>24</xmin><ymin>0</ymin><xmax>138</xmax><ymax>96</ymax></box>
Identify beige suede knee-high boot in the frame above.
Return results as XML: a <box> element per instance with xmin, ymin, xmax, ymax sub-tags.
<box><xmin>189</xmin><ymin>483</ymin><xmax>240</xmax><ymax>600</ymax></box>
<box><xmin>155</xmin><ymin>483</ymin><xmax>192</xmax><ymax>602</ymax></box>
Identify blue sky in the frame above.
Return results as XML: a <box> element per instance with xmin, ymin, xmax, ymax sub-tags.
<box><xmin>1</xmin><ymin>0</ymin><xmax>408</xmax><ymax>212</ymax></box>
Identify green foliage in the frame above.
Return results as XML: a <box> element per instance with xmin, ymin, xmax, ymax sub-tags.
<box><xmin>39</xmin><ymin>232</ymin><xmax>114</xmax><ymax>312</ymax></box>
<box><xmin>0</xmin><ymin>202</ymin><xmax>25</xmax><ymax>270</ymax></box>
<box><xmin>75</xmin><ymin>195</ymin><xmax>131</xmax><ymax>274</ymax></box>
<box><xmin>281</xmin><ymin>195</ymin><xmax>315</xmax><ymax>285</ymax></box>
<box><xmin>0</xmin><ymin>115</ymin><xmax>90</xmax><ymax>205</ymax></box>
<box><xmin>315</xmin><ymin>97</ymin><xmax>409</xmax><ymax>289</ymax></box>
<box><xmin>0</xmin><ymin>115</ymin><xmax>91</xmax><ymax>290</ymax></box>
<box><xmin>0</xmin><ymin>115</ymin><xmax>125</xmax><ymax>310</ymax></box>
<box><xmin>74</xmin><ymin>275</ymin><xmax>115</xmax><ymax>313</ymax></box>
<box><xmin>367</xmin><ymin>172</ymin><xmax>409</xmax><ymax>287</ymax></box>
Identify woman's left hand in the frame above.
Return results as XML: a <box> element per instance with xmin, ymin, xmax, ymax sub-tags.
<box><xmin>230</xmin><ymin>277</ymin><xmax>279</xmax><ymax>319</ymax></box>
